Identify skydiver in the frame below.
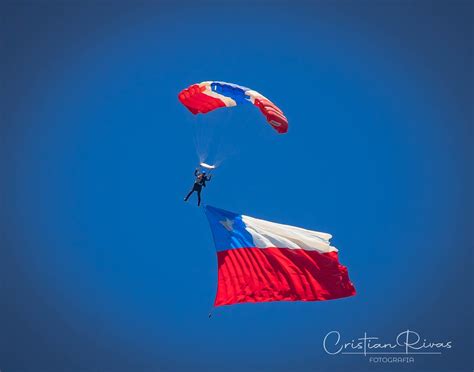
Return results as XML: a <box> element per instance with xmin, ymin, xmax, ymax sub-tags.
<box><xmin>184</xmin><ymin>168</ymin><xmax>212</xmax><ymax>206</ymax></box>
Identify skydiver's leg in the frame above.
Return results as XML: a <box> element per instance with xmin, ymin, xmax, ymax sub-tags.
<box><xmin>197</xmin><ymin>190</ymin><xmax>201</xmax><ymax>206</ymax></box>
<box><xmin>184</xmin><ymin>189</ymin><xmax>194</xmax><ymax>201</ymax></box>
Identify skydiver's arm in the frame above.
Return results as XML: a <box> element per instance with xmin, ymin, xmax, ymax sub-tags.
<box><xmin>194</xmin><ymin>168</ymin><xmax>199</xmax><ymax>176</ymax></box>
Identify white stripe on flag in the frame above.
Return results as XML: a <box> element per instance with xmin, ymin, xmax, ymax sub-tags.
<box><xmin>241</xmin><ymin>215</ymin><xmax>337</xmax><ymax>253</ymax></box>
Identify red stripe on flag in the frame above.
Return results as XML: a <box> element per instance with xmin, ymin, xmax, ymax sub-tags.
<box><xmin>215</xmin><ymin>247</ymin><xmax>355</xmax><ymax>306</ymax></box>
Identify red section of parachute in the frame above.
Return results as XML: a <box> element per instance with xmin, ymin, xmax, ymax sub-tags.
<box><xmin>215</xmin><ymin>247</ymin><xmax>356</xmax><ymax>306</ymax></box>
<box><xmin>178</xmin><ymin>84</ymin><xmax>226</xmax><ymax>115</ymax></box>
<box><xmin>254</xmin><ymin>98</ymin><xmax>288</xmax><ymax>134</ymax></box>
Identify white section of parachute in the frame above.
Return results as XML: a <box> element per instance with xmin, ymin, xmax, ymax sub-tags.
<box><xmin>200</xmin><ymin>162</ymin><xmax>216</xmax><ymax>170</ymax></box>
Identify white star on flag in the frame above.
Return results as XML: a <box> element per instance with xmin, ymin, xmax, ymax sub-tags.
<box><xmin>219</xmin><ymin>218</ymin><xmax>234</xmax><ymax>232</ymax></box>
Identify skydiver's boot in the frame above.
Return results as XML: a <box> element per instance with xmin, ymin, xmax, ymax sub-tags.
<box><xmin>184</xmin><ymin>190</ymin><xmax>193</xmax><ymax>202</ymax></box>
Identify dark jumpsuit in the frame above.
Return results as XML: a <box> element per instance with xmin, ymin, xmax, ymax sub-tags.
<box><xmin>184</xmin><ymin>170</ymin><xmax>211</xmax><ymax>206</ymax></box>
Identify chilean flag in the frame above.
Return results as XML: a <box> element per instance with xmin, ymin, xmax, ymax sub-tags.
<box><xmin>205</xmin><ymin>206</ymin><xmax>356</xmax><ymax>306</ymax></box>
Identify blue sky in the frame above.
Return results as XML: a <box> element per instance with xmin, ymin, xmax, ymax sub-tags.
<box><xmin>1</xmin><ymin>1</ymin><xmax>472</xmax><ymax>371</ymax></box>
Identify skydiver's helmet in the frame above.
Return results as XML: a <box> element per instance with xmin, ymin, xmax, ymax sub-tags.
<box><xmin>201</xmin><ymin>170</ymin><xmax>206</xmax><ymax>175</ymax></box>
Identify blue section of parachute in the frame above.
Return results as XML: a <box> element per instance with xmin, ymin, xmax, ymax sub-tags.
<box><xmin>210</xmin><ymin>82</ymin><xmax>250</xmax><ymax>105</ymax></box>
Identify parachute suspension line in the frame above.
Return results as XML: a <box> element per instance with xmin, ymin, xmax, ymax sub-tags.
<box><xmin>191</xmin><ymin>118</ymin><xmax>202</xmax><ymax>162</ymax></box>
<box><xmin>192</xmin><ymin>109</ymin><xmax>230</xmax><ymax>166</ymax></box>
<box><xmin>213</xmin><ymin>106</ymin><xmax>252</xmax><ymax>167</ymax></box>
<box><xmin>189</xmin><ymin>112</ymin><xmax>203</xmax><ymax>162</ymax></box>
<box><xmin>192</xmin><ymin>115</ymin><xmax>212</xmax><ymax>164</ymax></box>
<box><xmin>211</xmin><ymin>107</ymin><xmax>235</xmax><ymax>166</ymax></box>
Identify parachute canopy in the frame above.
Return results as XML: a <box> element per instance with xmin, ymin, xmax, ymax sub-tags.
<box><xmin>178</xmin><ymin>81</ymin><xmax>288</xmax><ymax>134</ymax></box>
